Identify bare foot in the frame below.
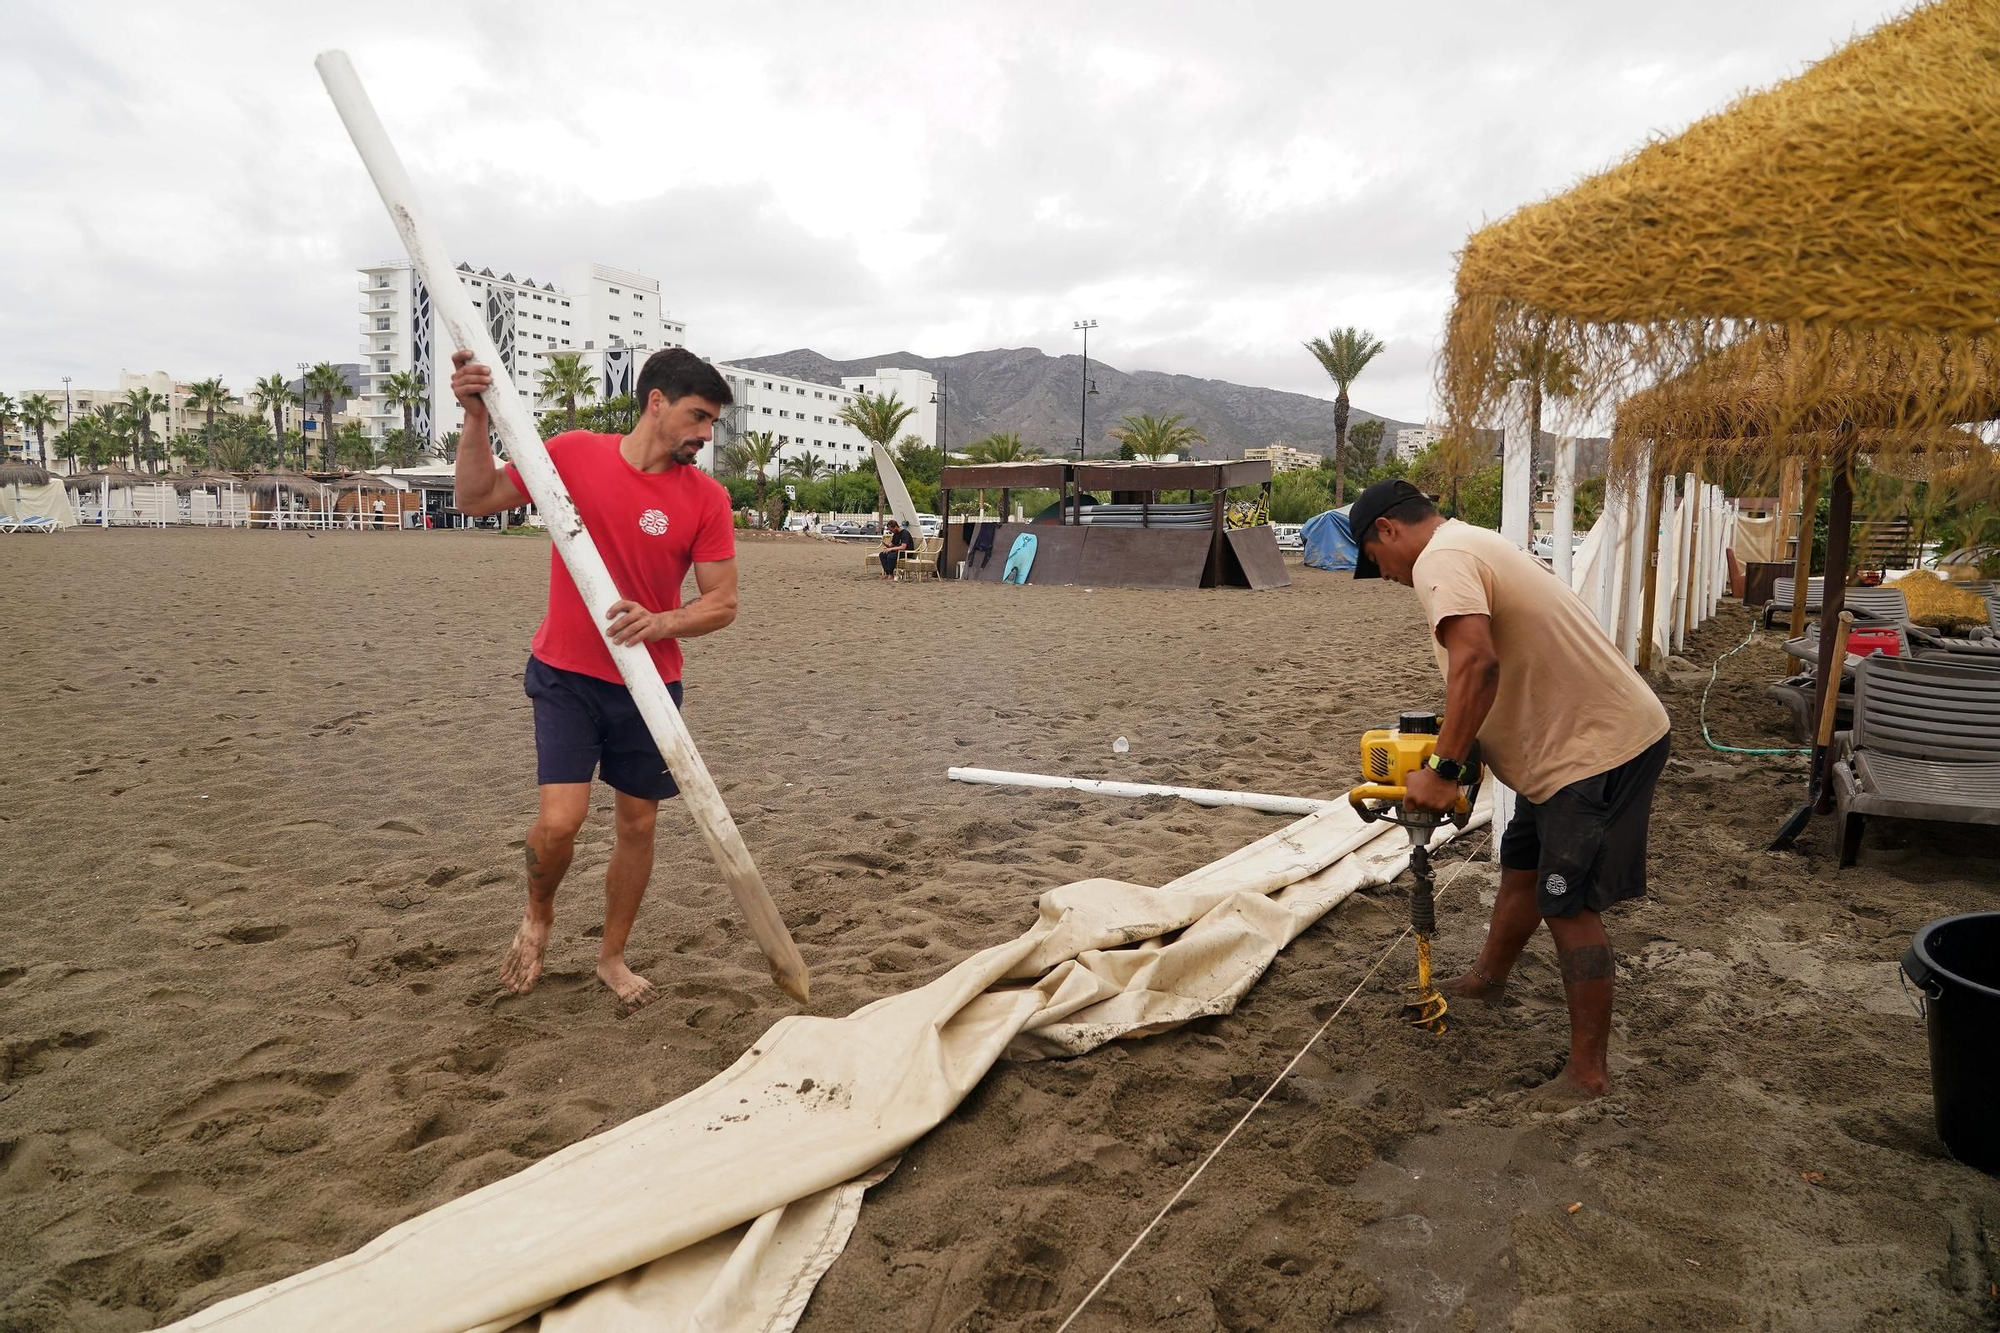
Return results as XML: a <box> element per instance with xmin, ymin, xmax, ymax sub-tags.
<box><xmin>501</xmin><ymin>914</ymin><xmax>552</xmax><ymax>994</ymax></box>
<box><xmin>1440</xmin><ymin>969</ymin><xmax>1507</xmax><ymax>1005</ymax></box>
<box><xmin>1519</xmin><ymin>1068</ymin><xmax>1609</xmax><ymax>1112</ymax></box>
<box><xmin>596</xmin><ymin>957</ymin><xmax>659</xmax><ymax>1010</ymax></box>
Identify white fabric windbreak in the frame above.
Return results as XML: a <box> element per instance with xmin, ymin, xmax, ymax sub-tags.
<box><xmin>161</xmin><ymin>795</ymin><xmax>1488</xmax><ymax>1333</ymax></box>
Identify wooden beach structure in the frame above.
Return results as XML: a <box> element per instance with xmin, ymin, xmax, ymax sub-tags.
<box><xmin>937</xmin><ymin>457</ymin><xmax>1288</xmax><ymax>589</ymax></box>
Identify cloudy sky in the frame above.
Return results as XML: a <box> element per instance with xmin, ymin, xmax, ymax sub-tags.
<box><xmin>6</xmin><ymin>0</ymin><xmax>1906</xmax><ymax>423</ymax></box>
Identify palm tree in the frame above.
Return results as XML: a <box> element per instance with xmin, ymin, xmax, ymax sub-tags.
<box><xmin>964</xmin><ymin>432</ymin><xmax>1041</xmax><ymax>463</ymax></box>
<box><xmin>1109</xmin><ymin>412</ymin><xmax>1205</xmax><ymax>461</ymax></box>
<box><xmin>184</xmin><ymin>377</ymin><xmax>235</xmax><ymax>470</ymax></box>
<box><xmin>212</xmin><ymin>419</ymin><xmax>262</xmax><ymax>472</ymax></box>
<box><xmin>1302</xmin><ymin>327</ymin><xmax>1386</xmax><ymax>506</ymax></box>
<box><xmin>739</xmin><ymin>430</ymin><xmax>782</xmax><ymax>512</ymax></box>
<box><xmin>122</xmin><ymin>387</ymin><xmax>168</xmax><ymax>472</ymax></box>
<box><xmin>537</xmin><ymin>353</ymin><xmax>597</xmax><ymax>431</ymax></box>
<box><xmin>380</xmin><ymin>428</ymin><xmax>425</xmax><ymax>469</ymax></box>
<box><xmin>305</xmin><ymin>362</ymin><xmax>354</xmax><ymax>471</ymax></box>
<box><xmin>251</xmin><ymin>373</ymin><xmax>291</xmax><ymax>452</ymax></box>
<box><xmin>439</xmin><ymin>429</ymin><xmax>463</xmax><ymax>463</ymax></box>
<box><xmin>0</xmin><ymin>394</ymin><xmax>15</xmax><ymax>458</ymax></box>
<box><xmin>53</xmin><ymin>424</ymin><xmax>85</xmax><ymax>472</ymax></box>
<box><xmin>17</xmin><ymin>394</ymin><xmax>58</xmax><ymax>466</ymax></box>
<box><xmin>93</xmin><ymin>403</ymin><xmax>133</xmax><ymax>467</ymax></box>
<box><xmin>712</xmin><ymin>442</ymin><xmax>751</xmax><ymax>478</ymax></box>
<box><xmin>382</xmin><ymin>370</ymin><xmax>429</xmax><ymax>448</ymax></box>
<box><xmin>783</xmin><ymin>450</ymin><xmax>832</xmax><ymax>481</ymax></box>
<box><xmin>336</xmin><ymin>425</ymin><xmax>377</xmax><ymax>470</ymax></box>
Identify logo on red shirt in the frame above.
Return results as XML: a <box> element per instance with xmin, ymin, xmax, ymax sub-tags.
<box><xmin>638</xmin><ymin>508</ymin><xmax>670</xmax><ymax>536</ymax></box>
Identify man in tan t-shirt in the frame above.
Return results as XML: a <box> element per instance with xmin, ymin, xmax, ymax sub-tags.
<box><xmin>1349</xmin><ymin>479</ymin><xmax>1670</xmax><ymax>1106</ymax></box>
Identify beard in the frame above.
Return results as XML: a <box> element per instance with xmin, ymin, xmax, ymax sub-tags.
<box><xmin>672</xmin><ymin>440</ymin><xmax>703</xmax><ymax>463</ymax></box>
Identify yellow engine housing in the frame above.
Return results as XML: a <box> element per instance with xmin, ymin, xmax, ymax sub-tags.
<box><xmin>1360</xmin><ymin>727</ymin><xmax>1440</xmax><ymax>788</ymax></box>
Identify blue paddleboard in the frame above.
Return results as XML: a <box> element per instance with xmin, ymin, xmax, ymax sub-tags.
<box><xmin>1002</xmin><ymin>532</ymin><xmax>1038</xmax><ymax>584</ymax></box>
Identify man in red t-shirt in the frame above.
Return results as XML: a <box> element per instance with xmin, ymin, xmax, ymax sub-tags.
<box><xmin>450</xmin><ymin>347</ymin><xmax>738</xmax><ymax>1009</ymax></box>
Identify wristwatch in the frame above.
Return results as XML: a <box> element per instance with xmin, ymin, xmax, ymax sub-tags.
<box><xmin>1425</xmin><ymin>753</ymin><xmax>1468</xmax><ymax>783</ymax></box>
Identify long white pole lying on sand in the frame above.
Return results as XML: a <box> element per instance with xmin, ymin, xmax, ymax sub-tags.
<box><xmin>316</xmin><ymin>50</ymin><xmax>810</xmax><ymax>1004</ymax></box>
<box><xmin>946</xmin><ymin>767</ymin><xmax>1332</xmax><ymax>816</ymax></box>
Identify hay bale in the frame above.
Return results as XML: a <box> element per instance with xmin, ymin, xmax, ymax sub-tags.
<box><xmin>1893</xmin><ymin>569</ymin><xmax>1991</xmax><ymax>631</ymax></box>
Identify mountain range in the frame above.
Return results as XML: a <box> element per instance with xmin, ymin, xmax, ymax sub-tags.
<box><xmin>720</xmin><ymin>346</ymin><xmax>1420</xmax><ymax>462</ymax></box>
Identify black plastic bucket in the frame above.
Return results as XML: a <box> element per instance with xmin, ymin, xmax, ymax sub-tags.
<box><xmin>1901</xmin><ymin>912</ymin><xmax>2000</xmax><ymax>1176</ymax></box>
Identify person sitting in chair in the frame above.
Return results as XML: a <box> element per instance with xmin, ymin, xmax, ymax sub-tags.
<box><xmin>879</xmin><ymin>519</ymin><xmax>914</xmax><ymax>579</ymax></box>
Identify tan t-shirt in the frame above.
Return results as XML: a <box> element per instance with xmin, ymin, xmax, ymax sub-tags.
<box><xmin>1412</xmin><ymin>520</ymin><xmax>1669</xmax><ymax>803</ymax></box>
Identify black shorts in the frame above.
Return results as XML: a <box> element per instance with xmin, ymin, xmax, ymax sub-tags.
<box><xmin>523</xmin><ymin>655</ymin><xmax>683</xmax><ymax>801</ymax></box>
<box><xmin>1499</xmin><ymin>733</ymin><xmax>1670</xmax><ymax>918</ymax></box>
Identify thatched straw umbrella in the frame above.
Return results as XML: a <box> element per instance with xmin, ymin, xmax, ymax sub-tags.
<box><xmin>1443</xmin><ymin>0</ymin><xmax>2000</xmax><ymax>440</ymax></box>
<box><xmin>0</xmin><ymin>462</ymin><xmax>52</xmax><ymax>487</ymax></box>
<box><xmin>244</xmin><ymin>470</ymin><xmax>331</xmax><ymax>529</ymax></box>
<box><xmin>1439</xmin><ymin>1</ymin><xmax>2000</xmax><ymax>828</ymax></box>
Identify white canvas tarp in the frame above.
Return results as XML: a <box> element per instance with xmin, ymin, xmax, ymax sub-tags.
<box><xmin>0</xmin><ymin>479</ymin><xmax>79</xmax><ymax>527</ymax></box>
<box><xmin>162</xmin><ymin>794</ymin><xmax>1488</xmax><ymax>1333</ymax></box>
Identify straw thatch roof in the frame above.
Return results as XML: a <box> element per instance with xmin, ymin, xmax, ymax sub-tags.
<box><xmin>166</xmin><ymin>472</ymin><xmax>250</xmax><ymax>493</ymax></box>
<box><xmin>243</xmin><ymin>471</ymin><xmax>331</xmax><ymax>500</ymax></box>
<box><xmin>1442</xmin><ymin>0</ymin><xmax>2000</xmax><ymax>447</ymax></box>
<box><xmin>61</xmin><ymin>469</ymin><xmax>158</xmax><ymax>490</ymax></box>
<box><xmin>0</xmin><ymin>463</ymin><xmax>52</xmax><ymax>486</ymax></box>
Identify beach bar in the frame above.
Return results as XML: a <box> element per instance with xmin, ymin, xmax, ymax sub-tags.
<box><xmin>939</xmin><ymin>457</ymin><xmax>1288</xmax><ymax>589</ymax></box>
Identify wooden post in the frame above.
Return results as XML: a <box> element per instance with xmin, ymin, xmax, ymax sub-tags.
<box><xmin>1788</xmin><ymin>458</ymin><xmax>1820</xmax><ymax>639</ymax></box>
<box><xmin>1636</xmin><ymin>463</ymin><xmax>1667</xmax><ymax>674</ymax></box>
<box><xmin>1810</xmin><ymin>446</ymin><xmax>1857</xmax><ymax>814</ymax></box>
<box><xmin>318</xmin><ymin>50</ymin><xmax>809</xmax><ymax>1004</ymax></box>
<box><xmin>1207</xmin><ymin>486</ymin><xmax>1226</xmax><ymax>586</ymax></box>
<box><xmin>1000</xmin><ymin>487</ymin><xmax>1010</xmax><ymax>524</ymax></box>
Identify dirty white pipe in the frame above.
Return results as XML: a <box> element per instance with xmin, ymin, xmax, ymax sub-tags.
<box><xmin>946</xmin><ymin>767</ymin><xmax>1332</xmax><ymax>816</ymax></box>
<box><xmin>317</xmin><ymin>50</ymin><xmax>809</xmax><ymax>1004</ymax></box>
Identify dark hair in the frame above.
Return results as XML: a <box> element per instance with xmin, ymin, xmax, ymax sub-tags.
<box><xmin>636</xmin><ymin>349</ymin><xmax>732</xmax><ymax>415</ymax></box>
<box><xmin>1377</xmin><ymin>494</ymin><xmax>1438</xmax><ymax>528</ymax></box>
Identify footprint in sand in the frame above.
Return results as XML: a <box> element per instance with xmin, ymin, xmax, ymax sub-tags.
<box><xmin>3</xmin><ymin>1030</ymin><xmax>109</xmax><ymax>1081</ymax></box>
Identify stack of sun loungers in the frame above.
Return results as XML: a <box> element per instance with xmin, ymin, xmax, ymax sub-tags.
<box><xmin>1766</xmin><ymin>584</ymin><xmax>2000</xmax><ymax>739</ymax></box>
<box><xmin>1832</xmin><ymin>654</ymin><xmax>2000</xmax><ymax>865</ymax></box>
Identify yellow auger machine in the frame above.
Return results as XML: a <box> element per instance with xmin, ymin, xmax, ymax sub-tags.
<box><xmin>1348</xmin><ymin>713</ymin><xmax>1482</xmax><ymax>1033</ymax></box>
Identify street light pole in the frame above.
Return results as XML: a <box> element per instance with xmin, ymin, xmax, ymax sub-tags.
<box><xmin>1073</xmin><ymin>319</ymin><xmax>1097</xmax><ymax>460</ymax></box>
<box><xmin>296</xmin><ymin>360</ymin><xmax>311</xmax><ymax>470</ymax></box>
<box><xmin>61</xmin><ymin>377</ymin><xmax>71</xmax><ymax>470</ymax></box>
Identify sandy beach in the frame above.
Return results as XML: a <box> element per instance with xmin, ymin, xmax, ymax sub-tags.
<box><xmin>2</xmin><ymin>527</ymin><xmax>1996</xmax><ymax>1332</ymax></box>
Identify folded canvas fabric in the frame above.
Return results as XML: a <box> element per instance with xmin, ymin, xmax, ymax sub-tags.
<box><xmin>162</xmin><ymin>794</ymin><xmax>1488</xmax><ymax>1333</ymax></box>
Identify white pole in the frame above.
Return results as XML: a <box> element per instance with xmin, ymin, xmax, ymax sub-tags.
<box><xmin>1711</xmin><ymin>486</ymin><xmax>1728</xmax><ymax>616</ymax></box>
<box><xmin>1551</xmin><ymin>434</ymin><xmax>1576</xmax><ymax>586</ymax></box>
<box><xmin>946</xmin><ymin>767</ymin><xmax>1331</xmax><ymax>816</ymax></box>
<box><xmin>1658</xmin><ymin>472</ymin><xmax>1680</xmax><ymax>659</ymax></box>
<box><xmin>1593</xmin><ymin>488</ymin><xmax>1622</xmax><ymax>637</ymax></box>
<box><xmin>1619</xmin><ymin>453</ymin><xmax>1651</xmax><ymax>664</ymax></box>
<box><xmin>317</xmin><ymin>51</ymin><xmax>808</xmax><ymax>1004</ymax></box>
<box><xmin>1670</xmin><ymin>473</ymin><xmax>1692</xmax><ymax>653</ymax></box>
<box><xmin>1501</xmin><ymin>380</ymin><xmax>1533</xmax><ymax>552</ymax></box>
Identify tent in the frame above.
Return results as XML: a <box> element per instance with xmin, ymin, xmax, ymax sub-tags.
<box><xmin>1300</xmin><ymin>504</ymin><xmax>1356</xmax><ymax>571</ymax></box>
<box><xmin>0</xmin><ymin>464</ymin><xmax>79</xmax><ymax>528</ymax></box>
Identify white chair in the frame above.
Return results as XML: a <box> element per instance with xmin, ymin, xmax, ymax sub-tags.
<box><xmin>15</xmin><ymin>515</ymin><xmax>59</xmax><ymax>534</ymax></box>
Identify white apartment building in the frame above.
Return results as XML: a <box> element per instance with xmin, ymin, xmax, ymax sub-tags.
<box><xmin>712</xmin><ymin>366</ymin><xmax>876</xmax><ymax>474</ymax></box>
<box><xmin>354</xmin><ymin>259</ymin><xmax>688</xmax><ymax>444</ymax></box>
<box><xmin>1395</xmin><ymin>423</ymin><xmax>1445</xmax><ymax>461</ymax></box>
<box><xmin>7</xmin><ymin>370</ymin><xmax>362</xmax><ymax>465</ymax></box>
<box><xmin>838</xmin><ymin>368</ymin><xmax>939</xmax><ymax>448</ymax></box>
<box><xmin>1244</xmin><ymin>444</ymin><xmax>1321</xmax><ymax>473</ymax></box>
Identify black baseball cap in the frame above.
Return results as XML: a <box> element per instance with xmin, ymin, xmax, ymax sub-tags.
<box><xmin>1348</xmin><ymin>478</ymin><xmax>1426</xmax><ymax>579</ymax></box>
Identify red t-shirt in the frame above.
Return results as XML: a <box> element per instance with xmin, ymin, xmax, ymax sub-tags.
<box><xmin>506</xmin><ymin>432</ymin><xmax>735</xmax><ymax>685</ymax></box>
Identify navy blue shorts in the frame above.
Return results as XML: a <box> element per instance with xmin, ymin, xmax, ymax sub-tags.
<box><xmin>1499</xmin><ymin>733</ymin><xmax>1670</xmax><ymax>918</ymax></box>
<box><xmin>523</xmin><ymin>655</ymin><xmax>682</xmax><ymax>801</ymax></box>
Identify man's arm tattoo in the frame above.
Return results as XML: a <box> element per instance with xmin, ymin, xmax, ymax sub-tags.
<box><xmin>1558</xmin><ymin>943</ymin><xmax>1615</xmax><ymax>983</ymax></box>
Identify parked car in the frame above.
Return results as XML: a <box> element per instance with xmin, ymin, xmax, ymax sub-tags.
<box><xmin>835</xmin><ymin>520</ymin><xmax>862</xmax><ymax>535</ymax></box>
<box><xmin>916</xmin><ymin>514</ymin><xmax>942</xmax><ymax>538</ymax></box>
<box><xmin>1272</xmin><ymin>523</ymin><xmax>1304</xmax><ymax>553</ymax></box>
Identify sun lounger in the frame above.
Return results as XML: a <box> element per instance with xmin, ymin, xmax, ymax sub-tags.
<box><xmin>12</xmin><ymin>514</ymin><xmax>59</xmax><ymax>534</ymax></box>
<box><xmin>1903</xmin><ymin>594</ymin><xmax>2000</xmax><ymax>665</ymax></box>
<box><xmin>1832</xmin><ymin>655</ymin><xmax>2000</xmax><ymax>866</ymax></box>
<box><xmin>1764</xmin><ymin>578</ymin><xmax>1909</xmax><ymax>627</ymax></box>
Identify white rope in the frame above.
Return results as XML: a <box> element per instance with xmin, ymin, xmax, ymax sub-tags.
<box><xmin>1052</xmin><ymin>833</ymin><xmax>1492</xmax><ymax>1333</ymax></box>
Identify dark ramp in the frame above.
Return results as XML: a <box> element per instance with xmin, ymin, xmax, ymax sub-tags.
<box><xmin>1079</xmin><ymin>527</ymin><xmax>1211</xmax><ymax>589</ymax></box>
<box><xmin>1223</xmin><ymin>526</ymin><xmax>1292</xmax><ymax>589</ymax></box>
<box><xmin>968</xmin><ymin>523</ymin><xmax>1088</xmax><ymax>585</ymax></box>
